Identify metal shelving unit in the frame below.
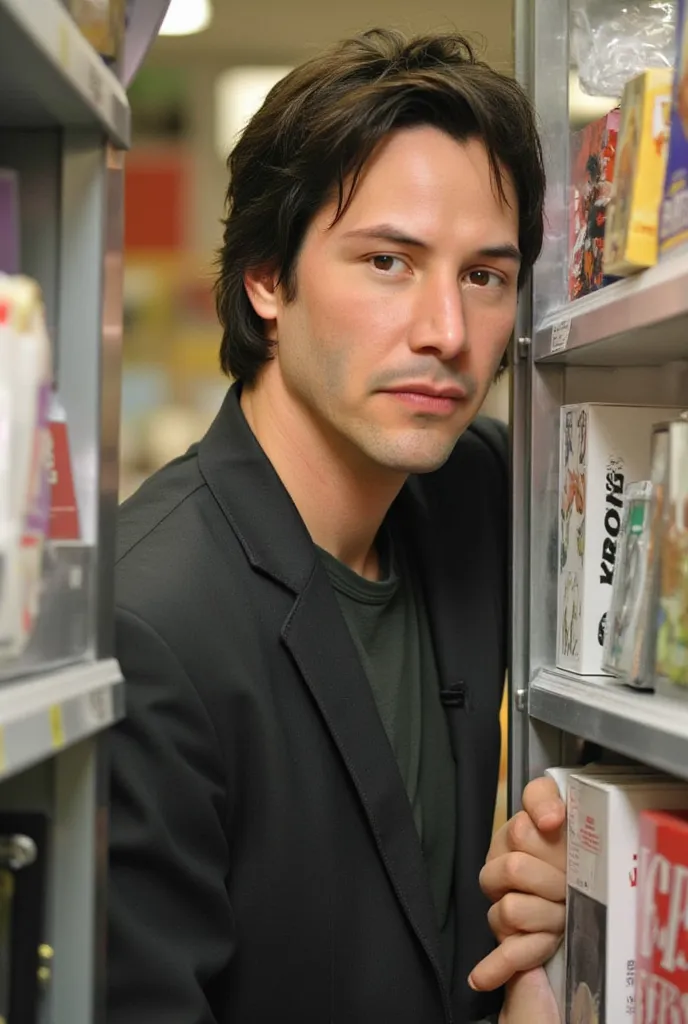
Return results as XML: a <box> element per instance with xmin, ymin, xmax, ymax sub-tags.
<box><xmin>0</xmin><ymin>1</ymin><xmax>168</xmax><ymax>1020</ymax></box>
<box><xmin>511</xmin><ymin>0</ymin><xmax>688</xmax><ymax>798</ymax></box>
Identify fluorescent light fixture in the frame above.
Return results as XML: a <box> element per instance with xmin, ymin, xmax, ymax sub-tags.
<box><xmin>159</xmin><ymin>0</ymin><xmax>213</xmax><ymax>36</ymax></box>
<box><xmin>215</xmin><ymin>66</ymin><xmax>292</xmax><ymax>160</ymax></box>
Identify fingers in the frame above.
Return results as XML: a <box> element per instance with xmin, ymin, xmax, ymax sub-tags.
<box><xmin>503</xmin><ymin>810</ymin><xmax>567</xmax><ymax>872</ymax></box>
<box><xmin>480</xmin><ymin>850</ymin><xmax>566</xmax><ymax>904</ymax></box>
<box><xmin>522</xmin><ymin>777</ymin><xmax>566</xmax><ymax>832</ymax></box>
<box><xmin>469</xmin><ymin>931</ymin><xmax>563</xmax><ymax>993</ymax></box>
<box><xmin>487</xmin><ymin>893</ymin><xmax>566</xmax><ymax>942</ymax></box>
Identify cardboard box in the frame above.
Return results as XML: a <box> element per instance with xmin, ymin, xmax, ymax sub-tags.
<box><xmin>566</xmin><ymin>774</ymin><xmax>688</xmax><ymax>1023</ymax></box>
<box><xmin>557</xmin><ymin>404</ymin><xmax>682</xmax><ymax>676</ymax></box>
<box><xmin>660</xmin><ymin>0</ymin><xmax>688</xmax><ymax>256</ymax></box>
<box><xmin>569</xmin><ymin>109</ymin><xmax>621</xmax><ymax>300</ymax></box>
<box><xmin>636</xmin><ymin>809</ymin><xmax>688</xmax><ymax>1023</ymax></box>
<box><xmin>604</xmin><ymin>70</ymin><xmax>673</xmax><ymax>276</ymax></box>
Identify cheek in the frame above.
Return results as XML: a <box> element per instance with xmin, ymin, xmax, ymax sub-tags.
<box><xmin>467</xmin><ymin>300</ymin><xmax>516</xmax><ymax>371</ymax></box>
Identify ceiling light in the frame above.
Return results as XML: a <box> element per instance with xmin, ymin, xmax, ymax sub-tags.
<box><xmin>214</xmin><ymin>66</ymin><xmax>292</xmax><ymax>160</ymax></box>
<box><xmin>159</xmin><ymin>0</ymin><xmax>213</xmax><ymax>36</ymax></box>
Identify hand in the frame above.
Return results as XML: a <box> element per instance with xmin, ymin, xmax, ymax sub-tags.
<box><xmin>469</xmin><ymin>776</ymin><xmax>566</xmax><ymax>992</ymax></box>
<box><xmin>499</xmin><ymin>967</ymin><xmax>561</xmax><ymax>1023</ymax></box>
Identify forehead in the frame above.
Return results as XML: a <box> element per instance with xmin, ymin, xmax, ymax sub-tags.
<box><xmin>312</xmin><ymin>125</ymin><xmax>519</xmax><ymax>246</ymax></box>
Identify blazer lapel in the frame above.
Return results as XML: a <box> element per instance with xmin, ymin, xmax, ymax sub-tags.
<box><xmin>198</xmin><ymin>385</ymin><xmax>450</xmax><ymax>1013</ymax></box>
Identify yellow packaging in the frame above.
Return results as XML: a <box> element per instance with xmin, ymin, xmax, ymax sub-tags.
<box><xmin>604</xmin><ymin>69</ymin><xmax>673</xmax><ymax>277</ymax></box>
<box><xmin>68</xmin><ymin>0</ymin><xmax>126</xmax><ymax>63</ymax></box>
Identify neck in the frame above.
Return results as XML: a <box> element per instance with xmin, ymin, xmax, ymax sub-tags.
<box><xmin>240</xmin><ymin>376</ymin><xmax>405</xmax><ymax>579</ymax></box>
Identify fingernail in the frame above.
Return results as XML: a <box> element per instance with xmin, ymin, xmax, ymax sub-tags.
<box><xmin>468</xmin><ymin>974</ymin><xmax>478</xmax><ymax>991</ymax></box>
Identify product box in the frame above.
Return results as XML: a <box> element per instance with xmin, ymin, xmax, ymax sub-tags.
<box><xmin>566</xmin><ymin>774</ymin><xmax>688</xmax><ymax>1023</ymax></box>
<box><xmin>0</xmin><ymin>171</ymin><xmax>19</xmax><ymax>276</ymax></box>
<box><xmin>558</xmin><ymin>404</ymin><xmax>682</xmax><ymax>676</ymax></box>
<box><xmin>68</xmin><ymin>0</ymin><xmax>126</xmax><ymax>64</ymax></box>
<box><xmin>660</xmin><ymin>0</ymin><xmax>688</xmax><ymax>256</ymax></box>
<box><xmin>545</xmin><ymin>764</ymin><xmax>662</xmax><ymax>1022</ymax></box>
<box><xmin>636</xmin><ymin>809</ymin><xmax>688</xmax><ymax>1023</ymax></box>
<box><xmin>569</xmin><ymin>109</ymin><xmax>621</xmax><ymax>300</ymax></box>
<box><xmin>656</xmin><ymin>420</ymin><xmax>688</xmax><ymax>698</ymax></box>
<box><xmin>604</xmin><ymin>70</ymin><xmax>673</xmax><ymax>276</ymax></box>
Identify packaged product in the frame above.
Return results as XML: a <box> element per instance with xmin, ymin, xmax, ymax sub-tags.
<box><xmin>604</xmin><ymin>70</ymin><xmax>673</xmax><ymax>276</ymax></box>
<box><xmin>636</xmin><ymin>808</ymin><xmax>688</xmax><ymax>1023</ymax></box>
<box><xmin>660</xmin><ymin>0</ymin><xmax>688</xmax><ymax>256</ymax></box>
<box><xmin>566</xmin><ymin>773</ymin><xmax>688</xmax><ymax>1023</ymax></box>
<box><xmin>68</xmin><ymin>0</ymin><xmax>126</xmax><ymax>64</ymax></box>
<box><xmin>545</xmin><ymin>763</ymin><xmax>663</xmax><ymax>1022</ymax></box>
<box><xmin>569</xmin><ymin>109</ymin><xmax>621</xmax><ymax>301</ymax></box>
<box><xmin>602</xmin><ymin>480</ymin><xmax>657</xmax><ymax>685</ymax></box>
<box><xmin>0</xmin><ymin>276</ymin><xmax>52</xmax><ymax>663</ymax></box>
<box><xmin>656</xmin><ymin>420</ymin><xmax>688</xmax><ymax>697</ymax></box>
<box><xmin>557</xmin><ymin>404</ymin><xmax>682</xmax><ymax>676</ymax></box>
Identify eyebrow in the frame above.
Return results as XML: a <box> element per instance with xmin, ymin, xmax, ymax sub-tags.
<box><xmin>341</xmin><ymin>224</ymin><xmax>522</xmax><ymax>263</ymax></box>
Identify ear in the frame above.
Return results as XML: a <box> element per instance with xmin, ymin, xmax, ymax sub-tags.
<box><xmin>243</xmin><ymin>265</ymin><xmax>280</xmax><ymax>324</ymax></box>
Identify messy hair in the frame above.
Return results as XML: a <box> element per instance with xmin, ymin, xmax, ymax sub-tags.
<box><xmin>215</xmin><ymin>28</ymin><xmax>545</xmax><ymax>383</ymax></box>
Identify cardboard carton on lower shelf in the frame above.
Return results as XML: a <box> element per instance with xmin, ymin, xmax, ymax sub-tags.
<box><xmin>636</xmin><ymin>808</ymin><xmax>688</xmax><ymax>1023</ymax></box>
<box><xmin>557</xmin><ymin>403</ymin><xmax>682</xmax><ymax>676</ymax></box>
<box><xmin>566</xmin><ymin>773</ymin><xmax>688</xmax><ymax>1023</ymax></box>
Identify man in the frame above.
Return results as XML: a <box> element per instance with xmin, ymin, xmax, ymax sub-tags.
<box><xmin>108</xmin><ymin>29</ymin><xmax>565</xmax><ymax>1024</ymax></box>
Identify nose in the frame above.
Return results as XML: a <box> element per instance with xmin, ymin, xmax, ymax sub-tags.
<box><xmin>408</xmin><ymin>271</ymin><xmax>467</xmax><ymax>360</ymax></box>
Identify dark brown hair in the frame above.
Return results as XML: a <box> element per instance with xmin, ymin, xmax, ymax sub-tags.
<box><xmin>215</xmin><ymin>28</ymin><xmax>545</xmax><ymax>383</ymax></box>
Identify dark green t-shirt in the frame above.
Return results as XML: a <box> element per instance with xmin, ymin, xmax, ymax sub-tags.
<box><xmin>318</xmin><ymin>532</ymin><xmax>457</xmax><ymax>972</ymax></box>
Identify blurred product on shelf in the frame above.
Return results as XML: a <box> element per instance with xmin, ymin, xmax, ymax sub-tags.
<box><xmin>570</xmin><ymin>0</ymin><xmax>677</xmax><ymax>100</ymax></box>
<box><xmin>67</xmin><ymin>0</ymin><xmax>126</xmax><ymax>65</ymax></box>
<box><xmin>0</xmin><ymin>172</ymin><xmax>19</xmax><ymax>276</ymax></box>
<box><xmin>565</xmin><ymin>772</ymin><xmax>688</xmax><ymax>1024</ymax></box>
<box><xmin>660</xmin><ymin>0</ymin><xmax>688</xmax><ymax>256</ymax></box>
<box><xmin>569</xmin><ymin>109</ymin><xmax>621</xmax><ymax>300</ymax></box>
<box><xmin>0</xmin><ymin>276</ymin><xmax>52</xmax><ymax>665</ymax></box>
<box><xmin>636</xmin><ymin>808</ymin><xmax>688</xmax><ymax>1023</ymax></box>
<box><xmin>0</xmin><ymin>275</ymin><xmax>92</xmax><ymax>680</ymax></box>
<box><xmin>604</xmin><ymin>70</ymin><xmax>673</xmax><ymax>276</ymax></box>
<box><xmin>47</xmin><ymin>396</ymin><xmax>81</xmax><ymax>542</ymax></box>
<box><xmin>656</xmin><ymin>419</ymin><xmax>688</xmax><ymax>697</ymax></box>
<box><xmin>602</xmin><ymin>480</ymin><xmax>656</xmax><ymax>684</ymax></box>
<box><xmin>557</xmin><ymin>403</ymin><xmax>681</xmax><ymax>677</ymax></box>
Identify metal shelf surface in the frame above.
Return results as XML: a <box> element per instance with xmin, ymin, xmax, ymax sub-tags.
<box><xmin>0</xmin><ymin>658</ymin><xmax>123</xmax><ymax>781</ymax></box>
<box><xmin>0</xmin><ymin>0</ymin><xmax>130</xmax><ymax>147</ymax></box>
<box><xmin>533</xmin><ymin>251</ymin><xmax>688</xmax><ymax>367</ymax></box>
<box><xmin>529</xmin><ymin>668</ymin><xmax>688</xmax><ymax>781</ymax></box>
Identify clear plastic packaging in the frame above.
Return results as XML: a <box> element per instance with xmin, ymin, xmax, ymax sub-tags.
<box><xmin>571</xmin><ymin>1</ymin><xmax>677</xmax><ymax>99</ymax></box>
<box><xmin>602</xmin><ymin>479</ymin><xmax>656</xmax><ymax>683</ymax></box>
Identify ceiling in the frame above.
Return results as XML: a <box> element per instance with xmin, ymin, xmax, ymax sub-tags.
<box><xmin>148</xmin><ymin>0</ymin><xmax>514</xmax><ymax>71</ymax></box>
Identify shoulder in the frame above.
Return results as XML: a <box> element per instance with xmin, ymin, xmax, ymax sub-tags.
<box><xmin>117</xmin><ymin>445</ymin><xmax>205</xmax><ymax>565</ymax></box>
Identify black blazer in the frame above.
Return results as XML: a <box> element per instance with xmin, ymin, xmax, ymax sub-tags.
<box><xmin>107</xmin><ymin>385</ymin><xmax>509</xmax><ymax>1024</ymax></box>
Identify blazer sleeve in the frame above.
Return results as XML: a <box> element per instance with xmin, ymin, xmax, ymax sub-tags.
<box><xmin>107</xmin><ymin>607</ymin><xmax>234</xmax><ymax>1024</ymax></box>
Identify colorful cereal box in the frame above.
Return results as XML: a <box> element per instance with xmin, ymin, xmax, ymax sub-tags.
<box><xmin>660</xmin><ymin>0</ymin><xmax>688</xmax><ymax>256</ymax></box>
<box><xmin>604</xmin><ymin>70</ymin><xmax>673</xmax><ymax>276</ymax></box>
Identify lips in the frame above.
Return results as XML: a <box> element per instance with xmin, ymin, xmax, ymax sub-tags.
<box><xmin>380</xmin><ymin>384</ymin><xmax>466</xmax><ymax>415</ymax></box>
<box><xmin>382</xmin><ymin>382</ymin><xmax>468</xmax><ymax>401</ymax></box>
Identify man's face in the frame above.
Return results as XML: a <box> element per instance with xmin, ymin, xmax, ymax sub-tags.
<box><xmin>248</xmin><ymin>125</ymin><xmax>520</xmax><ymax>475</ymax></box>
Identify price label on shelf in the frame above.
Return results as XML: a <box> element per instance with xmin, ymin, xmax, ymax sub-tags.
<box><xmin>49</xmin><ymin>704</ymin><xmax>65</xmax><ymax>749</ymax></box>
<box><xmin>85</xmin><ymin>687</ymin><xmax>113</xmax><ymax>729</ymax></box>
<box><xmin>550</xmin><ymin>319</ymin><xmax>571</xmax><ymax>354</ymax></box>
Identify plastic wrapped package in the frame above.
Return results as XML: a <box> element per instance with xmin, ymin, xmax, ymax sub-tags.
<box><xmin>571</xmin><ymin>0</ymin><xmax>677</xmax><ymax>99</ymax></box>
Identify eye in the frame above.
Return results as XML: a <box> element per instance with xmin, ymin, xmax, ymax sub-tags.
<box><xmin>369</xmin><ymin>254</ymin><xmax>407</xmax><ymax>275</ymax></box>
<box><xmin>465</xmin><ymin>269</ymin><xmax>504</xmax><ymax>288</ymax></box>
